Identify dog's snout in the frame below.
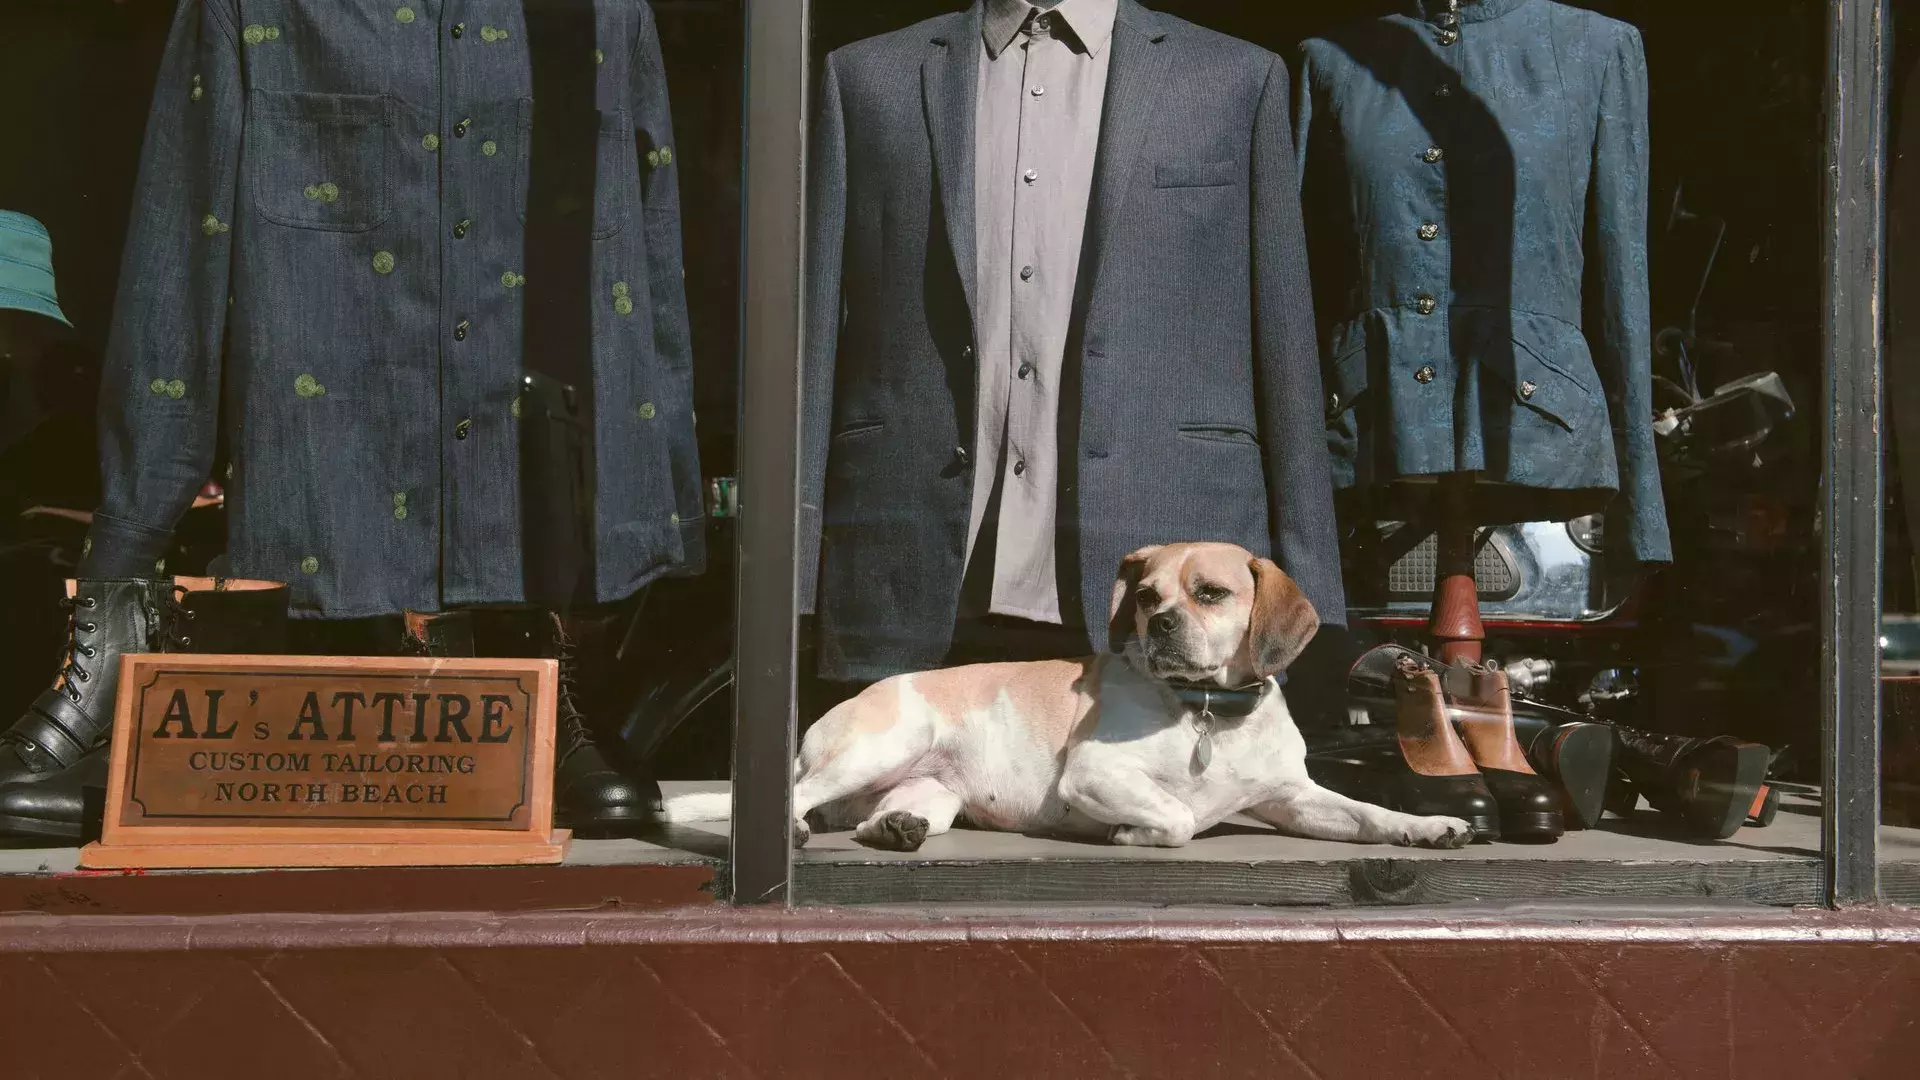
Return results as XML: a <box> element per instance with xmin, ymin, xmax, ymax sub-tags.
<box><xmin>1149</xmin><ymin>611</ymin><xmax>1180</xmax><ymax>636</ymax></box>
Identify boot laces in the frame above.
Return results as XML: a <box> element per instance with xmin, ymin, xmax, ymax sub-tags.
<box><xmin>52</xmin><ymin>593</ymin><xmax>101</xmax><ymax>703</ymax></box>
<box><xmin>552</xmin><ymin>619</ymin><xmax>595</xmax><ymax>763</ymax></box>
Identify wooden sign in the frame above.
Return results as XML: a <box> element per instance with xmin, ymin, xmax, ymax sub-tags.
<box><xmin>79</xmin><ymin>655</ymin><xmax>569</xmax><ymax>869</ymax></box>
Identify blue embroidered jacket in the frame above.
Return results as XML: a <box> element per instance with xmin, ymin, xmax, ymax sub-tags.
<box><xmin>86</xmin><ymin>0</ymin><xmax>703</xmax><ymax>616</ymax></box>
<box><xmin>1297</xmin><ymin>0</ymin><xmax>1671</xmax><ymax>562</ymax></box>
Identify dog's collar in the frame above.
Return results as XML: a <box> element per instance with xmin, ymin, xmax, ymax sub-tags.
<box><xmin>1163</xmin><ymin>677</ymin><xmax>1277</xmax><ymax>719</ymax></box>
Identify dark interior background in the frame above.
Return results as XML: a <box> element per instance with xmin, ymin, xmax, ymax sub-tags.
<box><xmin>0</xmin><ymin>1</ymin><xmax>1836</xmax><ymax>782</ymax></box>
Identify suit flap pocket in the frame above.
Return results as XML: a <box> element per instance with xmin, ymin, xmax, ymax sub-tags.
<box><xmin>1154</xmin><ymin>159</ymin><xmax>1238</xmax><ymax>189</ymax></box>
<box><xmin>1177</xmin><ymin>423</ymin><xmax>1260</xmax><ymax>447</ymax></box>
<box><xmin>248</xmin><ymin>91</ymin><xmax>392</xmax><ymax>233</ymax></box>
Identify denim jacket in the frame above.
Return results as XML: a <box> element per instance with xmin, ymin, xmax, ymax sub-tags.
<box><xmin>86</xmin><ymin>0</ymin><xmax>703</xmax><ymax>617</ymax></box>
<box><xmin>1297</xmin><ymin>0</ymin><xmax>1671</xmax><ymax>563</ymax></box>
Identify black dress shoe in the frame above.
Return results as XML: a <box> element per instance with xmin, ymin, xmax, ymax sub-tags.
<box><xmin>1613</xmin><ymin>726</ymin><xmax>1771</xmax><ymax>840</ymax></box>
<box><xmin>0</xmin><ymin>578</ymin><xmax>289</xmax><ymax>842</ymax></box>
<box><xmin>1512</xmin><ymin>713</ymin><xmax>1616</xmax><ymax>830</ymax></box>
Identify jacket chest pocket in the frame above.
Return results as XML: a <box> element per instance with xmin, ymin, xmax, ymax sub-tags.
<box><xmin>515</xmin><ymin>108</ymin><xmax>636</xmax><ymax>241</ymax></box>
<box><xmin>248</xmin><ymin>91</ymin><xmax>392</xmax><ymax>233</ymax></box>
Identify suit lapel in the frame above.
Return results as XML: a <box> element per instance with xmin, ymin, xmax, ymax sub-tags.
<box><xmin>924</xmin><ymin>6</ymin><xmax>983</xmax><ymax>326</ymax></box>
<box><xmin>1085</xmin><ymin>1</ymin><xmax>1173</xmax><ymax>313</ymax></box>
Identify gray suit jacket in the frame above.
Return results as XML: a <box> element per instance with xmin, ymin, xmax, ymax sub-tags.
<box><xmin>802</xmin><ymin>0</ymin><xmax>1345</xmax><ymax>682</ymax></box>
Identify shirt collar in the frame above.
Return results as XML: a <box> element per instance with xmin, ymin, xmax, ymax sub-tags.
<box><xmin>1405</xmin><ymin>0</ymin><xmax>1531</xmax><ymax>24</ymax></box>
<box><xmin>983</xmin><ymin>0</ymin><xmax>1120</xmax><ymax>60</ymax></box>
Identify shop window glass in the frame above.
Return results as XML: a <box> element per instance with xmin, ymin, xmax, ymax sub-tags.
<box><xmin>773</xmin><ymin>0</ymin><xmax>1831</xmax><ymax>906</ymax></box>
<box><xmin>0</xmin><ymin>0</ymin><xmax>741</xmax><ymax>874</ymax></box>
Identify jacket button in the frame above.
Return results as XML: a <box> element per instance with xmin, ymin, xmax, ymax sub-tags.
<box><xmin>1520</xmin><ymin>380</ymin><xmax>1538</xmax><ymax>399</ymax></box>
<box><xmin>1437</xmin><ymin>28</ymin><xmax>1459</xmax><ymax>45</ymax></box>
<box><xmin>455</xmin><ymin>418</ymin><xmax>472</xmax><ymax>440</ymax></box>
<box><xmin>962</xmin><ymin>345</ymin><xmax>974</xmax><ymax>361</ymax></box>
<box><xmin>1013</xmin><ymin>459</ymin><xmax>1027</xmax><ymax>477</ymax></box>
<box><xmin>1422</xmin><ymin>146</ymin><xmax>1444</xmax><ymax>164</ymax></box>
<box><xmin>1418</xmin><ymin>223</ymin><xmax>1440</xmax><ymax>241</ymax></box>
<box><xmin>1434</xmin><ymin>84</ymin><xmax>1453</xmax><ymax>99</ymax></box>
<box><xmin>1417</xmin><ymin>295</ymin><xmax>1438</xmax><ymax>315</ymax></box>
<box><xmin>1018</xmin><ymin>362</ymin><xmax>1033</xmax><ymax>380</ymax></box>
<box><xmin>1328</xmin><ymin>392</ymin><xmax>1341</xmax><ymax>412</ymax></box>
<box><xmin>1414</xmin><ymin>365</ymin><xmax>1437</xmax><ymax>384</ymax></box>
<box><xmin>954</xmin><ymin>446</ymin><xmax>971</xmax><ymax>467</ymax></box>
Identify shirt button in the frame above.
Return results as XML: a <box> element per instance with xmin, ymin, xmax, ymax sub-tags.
<box><xmin>1020</xmin><ymin>265</ymin><xmax>1035</xmax><ymax>281</ymax></box>
<box><xmin>1013</xmin><ymin>459</ymin><xmax>1028</xmax><ymax>477</ymax></box>
<box><xmin>454</xmin><ymin>218</ymin><xmax>471</xmax><ymax>239</ymax></box>
<box><xmin>1415</xmin><ymin>365</ymin><xmax>1437</xmax><ymax>384</ymax></box>
<box><xmin>451</xmin><ymin>22</ymin><xmax>465</xmax><ymax>38</ymax></box>
<box><xmin>1417</xmin><ymin>295</ymin><xmax>1438</xmax><ymax>315</ymax></box>
<box><xmin>1520</xmin><ymin>380</ymin><xmax>1539</xmax><ymax>399</ymax></box>
<box><xmin>1422</xmin><ymin>147</ymin><xmax>1444</xmax><ymax>164</ymax></box>
<box><xmin>954</xmin><ymin>445</ymin><xmax>971</xmax><ymax>467</ymax></box>
<box><xmin>454</xmin><ymin>418</ymin><xmax>472</xmax><ymax>440</ymax></box>
<box><xmin>454</xmin><ymin>319</ymin><xmax>469</xmax><ymax>341</ymax></box>
<box><xmin>454</xmin><ymin>118</ymin><xmax>470</xmax><ymax>138</ymax></box>
<box><xmin>1030</xmin><ymin>85</ymin><xmax>1046</xmax><ymax>97</ymax></box>
<box><xmin>1418</xmin><ymin>223</ymin><xmax>1440</xmax><ymax>241</ymax></box>
<box><xmin>1024</xmin><ymin>168</ymin><xmax>1039</xmax><ymax>184</ymax></box>
<box><xmin>1018</xmin><ymin>362</ymin><xmax>1033</xmax><ymax>380</ymax></box>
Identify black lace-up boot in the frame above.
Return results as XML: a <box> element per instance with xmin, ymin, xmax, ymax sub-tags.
<box><xmin>1610</xmin><ymin>726</ymin><xmax>1771</xmax><ymax>840</ymax></box>
<box><xmin>0</xmin><ymin>578</ymin><xmax>288</xmax><ymax>840</ymax></box>
<box><xmin>544</xmin><ymin>612</ymin><xmax>662</xmax><ymax>837</ymax></box>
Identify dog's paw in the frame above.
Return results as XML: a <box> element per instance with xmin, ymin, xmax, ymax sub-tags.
<box><xmin>1403</xmin><ymin>816</ymin><xmax>1475</xmax><ymax>850</ymax></box>
<box><xmin>1109</xmin><ymin>824</ymin><xmax>1189</xmax><ymax>848</ymax></box>
<box><xmin>791</xmin><ymin>818</ymin><xmax>812</xmax><ymax>849</ymax></box>
<box><xmin>857</xmin><ymin>811</ymin><xmax>930</xmax><ymax>852</ymax></box>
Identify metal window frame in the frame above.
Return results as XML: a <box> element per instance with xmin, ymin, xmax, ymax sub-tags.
<box><xmin>1822</xmin><ymin>0</ymin><xmax>1889</xmax><ymax>906</ymax></box>
<box><xmin>731</xmin><ymin>0</ymin><xmax>1893</xmax><ymax>909</ymax></box>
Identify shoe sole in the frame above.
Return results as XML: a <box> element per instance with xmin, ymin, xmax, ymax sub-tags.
<box><xmin>557</xmin><ymin>804</ymin><xmax>664</xmax><ymax>840</ymax></box>
<box><xmin>1546</xmin><ymin>724</ymin><xmax>1615</xmax><ymax>830</ymax></box>
<box><xmin>1750</xmin><ymin>784</ymin><xmax>1781</xmax><ymax>827</ymax></box>
<box><xmin>1684</xmin><ymin>741</ymin><xmax>1772</xmax><ymax>840</ymax></box>
<box><xmin>0</xmin><ymin>813</ymin><xmax>81</xmax><ymax>842</ymax></box>
<box><xmin>1466</xmin><ymin>813</ymin><xmax>1501</xmax><ymax>843</ymax></box>
<box><xmin>1499</xmin><ymin>810</ymin><xmax>1564</xmax><ymax>842</ymax></box>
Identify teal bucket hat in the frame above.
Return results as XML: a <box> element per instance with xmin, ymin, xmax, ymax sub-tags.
<box><xmin>0</xmin><ymin>211</ymin><xmax>72</xmax><ymax>327</ymax></box>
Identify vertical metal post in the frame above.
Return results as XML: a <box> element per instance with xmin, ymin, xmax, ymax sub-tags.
<box><xmin>1822</xmin><ymin>0</ymin><xmax>1889</xmax><ymax>906</ymax></box>
<box><xmin>731</xmin><ymin>0</ymin><xmax>809</xmax><ymax>904</ymax></box>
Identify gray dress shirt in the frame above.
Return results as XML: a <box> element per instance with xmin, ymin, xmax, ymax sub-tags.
<box><xmin>966</xmin><ymin>0</ymin><xmax>1116</xmax><ymax>624</ymax></box>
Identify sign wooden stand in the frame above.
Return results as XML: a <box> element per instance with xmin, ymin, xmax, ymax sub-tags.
<box><xmin>80</xmin><ymin>655</ymin><xmax>571</xmax><ymax>869</ymax></box>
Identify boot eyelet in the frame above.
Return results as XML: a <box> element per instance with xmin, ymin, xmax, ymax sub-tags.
<box><xmin>76</xmin><ymin>669</ymin><xmax>89</xmax><ymax>682</ymax></box>
<box><xmin>178</xmin><ymin>636</ymin><xmax>193</xmax><ymax>647</ymax></box>
<box><xmin>80</xmin><ymin>646</ymin><xmax>96</xmax><ymax>657</ymax></box>
<box><xmin>82</xmin><ymin>597</ymin><xmax>97</xmax><ymax>608</ymax></box>
<box><xmin>80</xmin><ymin>622</ymin><xmax>96</xmax><ymax>633</ymax></box>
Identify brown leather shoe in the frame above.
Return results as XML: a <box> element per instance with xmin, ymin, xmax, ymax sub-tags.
<box><xmin>1452</xmin><ymin>663</ymin><xmax>1563</xmax><ymax>841</ymax></box>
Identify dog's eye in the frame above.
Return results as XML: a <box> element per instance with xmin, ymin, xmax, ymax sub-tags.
<box><xmin>1135</xmin><ymin>586</ymin><xmax>1160</xmax><ymax>608</ymax></box>
<box><xmin>1194</xmin><ymin>584</ymin><xmax>1230</xmax><ymax>605</ymax></box>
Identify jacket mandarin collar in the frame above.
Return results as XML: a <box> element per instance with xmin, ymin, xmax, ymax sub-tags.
<box><xmin>1405</xmin><ymin>0</ymin><xmax>1532</xmax><ymax>24</ymax></box>
<box><xmin>983</xmin><ymin>0</ymin><xmax>1120</xmax><ymax>60</ymax></box>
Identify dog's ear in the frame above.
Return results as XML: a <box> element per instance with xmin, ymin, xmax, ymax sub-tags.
<box><xmin>1108</xmin><ymin>546</ymin><xmax>1162</xmax><ymax>654</ymax></box>
<box><xmin>1247</xmin><ymin>558</ymin><xmax>1320</xmax><ymax>678</ymax></box>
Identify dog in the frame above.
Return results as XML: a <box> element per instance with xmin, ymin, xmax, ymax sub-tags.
<box><xmin>669</xmin><ymin>542</ymin><xmax>1473</xmax><ymax>851</ymax></box>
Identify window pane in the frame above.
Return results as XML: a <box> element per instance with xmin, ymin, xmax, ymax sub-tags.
<box><xmin>0</xmin><ymin>0</ymin><xmax>740</xmax><ymax>874</ymax></box>
<box><xmin>786</xmin><ymin>0</ymin><xmax>1827</xmax><ymax>907</ymax></box>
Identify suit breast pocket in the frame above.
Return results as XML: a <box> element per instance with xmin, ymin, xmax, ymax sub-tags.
<box><xmin>1154</xmin><ymin>159</ymin><xmax>1239</xmax><ymax>189</ymax></box>
<box><xmin>248</xmin><ymin>91</ymin><xmax>392</xmax><ymax>233</ymax></box>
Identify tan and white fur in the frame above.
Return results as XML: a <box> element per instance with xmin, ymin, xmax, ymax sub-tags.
<box><xmin>670</xmin><ymin>543</ymin><xmax>1473</xmax><ymax>851</ymax></box>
